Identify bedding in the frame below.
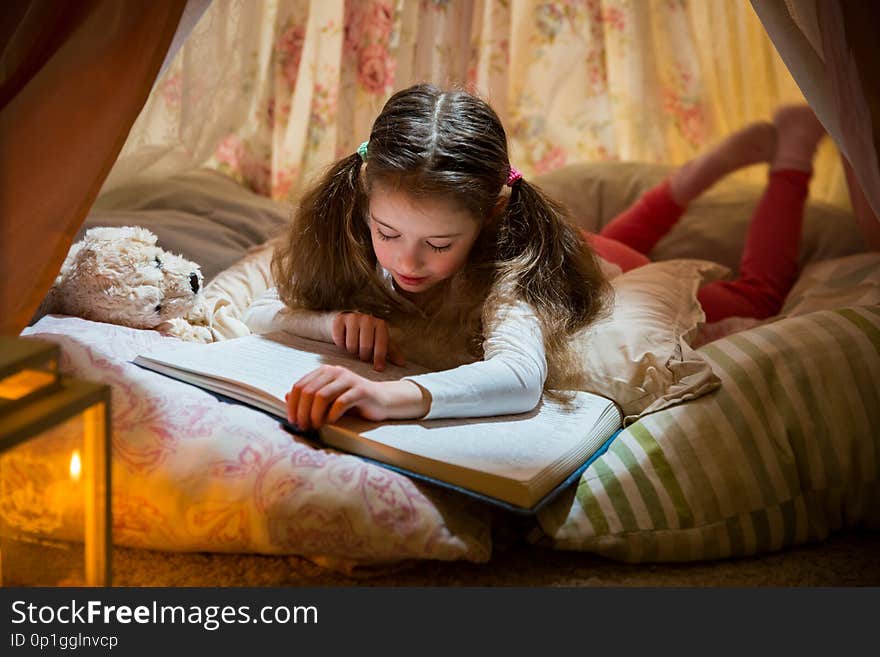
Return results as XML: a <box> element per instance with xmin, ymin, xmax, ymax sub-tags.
<box><xmin>570</xmin><ymin>258</ymin><xmax>728</xmax><ymax>421</ymax></box>
<box><xmin>538</xmin><ymin>305</ymin><xmax>880</xmax><ymax>561</ymax></box>
<box><xmin>15</xmin><ymin>163</ymin><xmax>879</xmax><ymax>565</ymax></box>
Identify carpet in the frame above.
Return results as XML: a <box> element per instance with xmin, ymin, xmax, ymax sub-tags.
<box><xmin>112</xmin><ymin>530</ymin><xmax>880</xmax><ymax>587</ymax></box>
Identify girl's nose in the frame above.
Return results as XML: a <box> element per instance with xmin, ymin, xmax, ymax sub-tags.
<box><xmin>397</xmin><ymin>248</ymin><xmax>421</xmax><ymax>272</ymax></box>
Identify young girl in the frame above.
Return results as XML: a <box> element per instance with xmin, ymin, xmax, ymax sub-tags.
<box><xmin>246</xmin><ymin>85</ymin><xmax>823</xmax><ymax>430</ymax></box>
<box><xmin>246</xmin><ymin>83</ymin><xmax>610</xmax><ymax>430</ymax></box>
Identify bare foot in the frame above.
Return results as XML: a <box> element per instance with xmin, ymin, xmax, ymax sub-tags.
<box><xmin>670</xmin><ymin>121</ymin><xmax>777</xmax><ymax>205</ymax></box>
<box><xmin>771</xmin><ymin>104</ymin><xmax>826</xmax><ymax>173</ymax></box>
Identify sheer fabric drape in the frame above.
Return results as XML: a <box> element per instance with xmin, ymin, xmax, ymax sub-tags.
<box><xmin>6</xmin><ymin>0</ymin><xmax>866</xmax><ymax>335</ymax></box>
<box><xmin>107</xmin><ymin>0</ymin><xmax>847</xmax><ymax>207</ymax></box>
<box><xmin>751</xmin><ymin>0</ymin><xmax>880</xmax><ymax>248</ymax></box>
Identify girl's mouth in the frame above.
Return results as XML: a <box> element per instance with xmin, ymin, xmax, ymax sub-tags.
<box><xmin>395</xmin><ymin>273</ymin><xmax>428</xmax><ymax>286</ymax></box>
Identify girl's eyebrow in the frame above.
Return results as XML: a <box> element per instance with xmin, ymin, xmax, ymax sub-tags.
<box><xmin>371</xmin><ymin>214</ymin><xmax>463</xmax><ymax>239</ymax></box>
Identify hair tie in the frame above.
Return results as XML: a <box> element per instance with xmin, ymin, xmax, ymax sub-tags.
<box><xmin>357</xmin><ymin>141</ymin><xmax>369</xmax><ymax>161</ymax></box>
<box><xmin>506</xmin><ymin>165</ymin><xmax>523</xmax><ymax>187</ymax></box>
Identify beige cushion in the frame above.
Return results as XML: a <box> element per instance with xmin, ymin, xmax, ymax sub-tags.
<box><xmin>570</xmin><ymin>259</ymin><xmax>727</xmax><ymax>423</ymax></box>
<box><xmin>534</xmin><ymin>161</ymin><xmax>865</xmax><ymax>275</ymax></box>
<box><xmin>781</xmin><ymin>252</ymin><xmax>880</xmax><ymax>317</ymax></box>
<box><xmin>88</xmin><ymin>168</ymin><xmax>289</xmax><ymax>282</ymax></box>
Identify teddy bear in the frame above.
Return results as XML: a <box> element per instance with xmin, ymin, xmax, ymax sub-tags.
<box><xmin>40</xmin><ymin>226</ymin><xmax>214</xmax><ymax>343</ymax></box>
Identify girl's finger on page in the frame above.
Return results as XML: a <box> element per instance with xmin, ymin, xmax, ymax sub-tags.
<box><xmin>292</xmin><ymin>368</ymin><xmax>336</xmax><ymax>429</ymax></box>
<box><xmin>373</xmin><ymin>321</ymin><xmax>388</xmax><ymax>370</ymax></box>
<box><xmin>295</xmin><ymin>390</ymin><xmax>316</xmax><ymax>430</ymax></box>
<box><xmin>310</xmin><ymin>380</ymin><xmax>350</xmax><ymax>428</ymax></box>
<box><xmin>344</xmin><ymin>315</ymin><xmax>360</xmax><ymax>354</ymax></box>
<box><xmin>358</xmin><ymin>318</ymin><xmax>375</xmax><ymax>363</ymax></box>
<box><xmin>327</xmin><ymin>389</ymin><xmax>359</xmax><ymax>424</ymax></box>
<box><xmin>286</xmin><ymin>386</ymin><xmax>300</xmax><ymax>424</ymax></box>
<box><xmin>331</xmin><ymin>313</ymin><xmax>346</xmax><ymax>349</ymax></box>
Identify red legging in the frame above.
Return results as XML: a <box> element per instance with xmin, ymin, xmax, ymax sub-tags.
<box><xmin>584</xmin><ymin>169</ymin><xmax>811</xmax><ymax>322</ymax></box>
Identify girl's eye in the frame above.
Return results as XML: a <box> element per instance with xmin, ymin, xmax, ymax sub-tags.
<box><xmin>376</xmin><ymin>229</ymin><xmax>398</xmax><ymax>241</ymax></box>
<box><xmin>427</xmin><ymin>243</ymin><xmax>451</xmax><ymax>253</ymax></box>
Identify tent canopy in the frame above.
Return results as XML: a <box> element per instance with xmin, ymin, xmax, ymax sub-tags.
<box><xmin>1</xmin><ymin>0</ymin><xmax>877</xmax><ymax>336</ymax></box>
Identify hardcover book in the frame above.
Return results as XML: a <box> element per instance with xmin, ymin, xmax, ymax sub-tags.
<box><xmin>134</xmin><ymin>332</ymin><xmax>622</xmax><ymax>514</ymax></box>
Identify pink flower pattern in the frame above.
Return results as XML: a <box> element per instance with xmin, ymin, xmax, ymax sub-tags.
<box><xmin>357</xmin><ymin>43</ymin><xmax>396</xmax><ymax>95</ymax></box>
<box><xmin>160</xmin><ymin>72</ymin><xmax>182</xmax><ymax>109</ymax></box>
<box><xmin>661</xmin><ymin>64</ymin><xmax>708</xmax><ymax>148</ymax></box>
<box><xmin>535</xmin><ymin>145</ymin><xmax>567</xmax><ymax>175</ymax></box>
<box><xmin>276</xmin><ymin>23</ymin><xmax>305</xmax><ymax>87</ymax></box>
<box><xmin>345</xmin><ymin>1</ymin><xmax>396</xmax><ymax>95</ymax></box>
<box><xmin>536</xmin><ymin>3</ymin><xmax>567</xmax><ymax>40</ymax></box>
<box><xmin>215</xmin><ymin>134</ymin><xmax>271</xmax><ymax>196</ymax></box>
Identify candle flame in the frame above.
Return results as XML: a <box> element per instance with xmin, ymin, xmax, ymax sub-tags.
<box><xmin>69</xmin><ymin>450</ymin><xmax>82</xmax><ymax>481</ymax></box>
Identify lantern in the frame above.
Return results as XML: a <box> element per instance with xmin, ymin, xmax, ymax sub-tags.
<box><xmin>0</xmin><ymin>336</ymin><xmax>112</xmax><ymax>586</ymax></box>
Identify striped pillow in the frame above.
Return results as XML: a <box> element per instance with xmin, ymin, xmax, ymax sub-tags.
<box><xmin>538</xmin><ymin>306</ymin><xmax>880</xmax><ymax>561</ymax></box>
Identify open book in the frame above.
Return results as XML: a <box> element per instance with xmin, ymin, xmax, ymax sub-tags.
<box><xmin>134</xmin><ymin>332</ymin><xmax>622</xmax><ymax>514</ymax></box>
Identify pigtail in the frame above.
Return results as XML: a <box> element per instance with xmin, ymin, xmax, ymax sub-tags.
<box><xmin>498</xmin><ymin>179</ymin><xmax>609</xmax><ymax>331</ymax></box>
<box><xmin>488</xmin><ymin>178</ymin><xmax>612</xmax><ymax>392</ymax></box>
<box><xmin>273</xmin><ymin>154</ymin><xmax>395</xmax><ymax>315</ymax></box>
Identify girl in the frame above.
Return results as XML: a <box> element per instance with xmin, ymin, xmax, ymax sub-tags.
<box><xmin>245</xmin><ymin>83</ymin><xmax>611</xmax><ymax>430</ymax></box>
<box><xmin>247</xmin><ymin>84</ymin><xmax>824</xmax><ymax>430</ymax></box>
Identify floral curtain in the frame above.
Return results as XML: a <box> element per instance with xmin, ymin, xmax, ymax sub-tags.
<box><xmin>104</xmin><ymin>0</ymin><xmax>848</xmax><ymax>207</ymax></box>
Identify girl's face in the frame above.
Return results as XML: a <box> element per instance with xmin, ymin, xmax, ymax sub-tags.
<box><xmin>368</xmin><ymin>187</ymin><xmax>482</xmax><ymax>294</ymax></box>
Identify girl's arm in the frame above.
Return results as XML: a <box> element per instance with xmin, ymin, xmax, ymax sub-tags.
<box><xmin>246</xmin><ymin>288</ymin><xmax>405</xmax><ymax>373</ymax></box>
<box><xmin>285</xmin><ymin>300</ymin><xmax>547</xmax><ymax>428</ymax></box>
<box><xmin>402</xmin><ymin>300</ymin><xmax>547</xmax><ymax>419</ymax></box>
<box><xmin>244</xmin><ymin>287</ymin><xmax>336</xmax><ymax>341</ymax></box>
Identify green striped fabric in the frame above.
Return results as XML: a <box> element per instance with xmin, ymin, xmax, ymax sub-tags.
<box><xmin>538</xmin><ymin>306</ymin><xmax>880</xmax><ymax>562</ymax></box>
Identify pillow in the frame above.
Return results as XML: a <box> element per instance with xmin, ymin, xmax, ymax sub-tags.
<box><xmin>85</xmin><ymin>168</ymin><xmax>290</xmax><ymax>282</ymax></box>
<box><xmin>570</xmin><ymin>259</ymin><xmax>727</xmax><ymax>422</ymax></box>
<box><xmin>781</xmin><ymin>252</ymin><xmax>880</xmax><ymax>317</ymax></box>
<box><xmin>534</xmin><ymin>161</ymin><xmax>866</xmax><ymax>274</ymax></box>
<box><xmin>18</xmin><ymin>316</ymin><xmax>491</xmax><ymax>566</ymax></box>
<box><xmin>539</xmin><ymin>305</ymin><xmax>880</xmax><ymax>561</ymax></box>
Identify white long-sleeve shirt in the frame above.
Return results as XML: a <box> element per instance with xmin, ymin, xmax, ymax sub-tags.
<box><xmin>243</xmin><ymin>275</ymin><xmax>547</xmax><ymax>420</ymax></box>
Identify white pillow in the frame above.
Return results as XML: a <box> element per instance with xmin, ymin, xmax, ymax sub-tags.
<box><xmin>571</xmin><ymin>259</ymin><xmax>727</xmax><ymax>422</ymax></box>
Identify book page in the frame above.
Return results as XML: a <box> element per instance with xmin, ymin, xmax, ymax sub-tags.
<box><xmin>331</xmin><ymin>394</ymin><xmax>621</xmax><ymax>492</ymax></box>
<box><xmin>135</xmin><ymin>332</ymin><xmax>424</xmax><ymax>407</ymax></box>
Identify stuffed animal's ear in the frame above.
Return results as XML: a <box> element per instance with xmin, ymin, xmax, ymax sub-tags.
<box><xmin>84</xmin><ymin>226</ymin><xmax>158</xmax><ymax>246</ymax></box>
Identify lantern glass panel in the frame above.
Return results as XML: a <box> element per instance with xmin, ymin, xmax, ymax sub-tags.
<box><xmin>0</xmin><ymin>386</ymin><xmax>110</xmax><ymax>587</ymax></box>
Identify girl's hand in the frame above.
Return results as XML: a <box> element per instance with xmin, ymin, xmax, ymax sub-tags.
<box><xmin>285</xmin><ymin>365</ymin><xmax>430</xmax><ymax>430</ymax></box>
<box><xmin>332</xmin><ymin>312</ymin><xmax>406</xmax><ymax>371</ymax></box>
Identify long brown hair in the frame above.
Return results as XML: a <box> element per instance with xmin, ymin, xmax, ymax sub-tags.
<box><xmin>273</xmin><ymin>83</ymin><xmax>610</xmax><ymax>391</ymax></box>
